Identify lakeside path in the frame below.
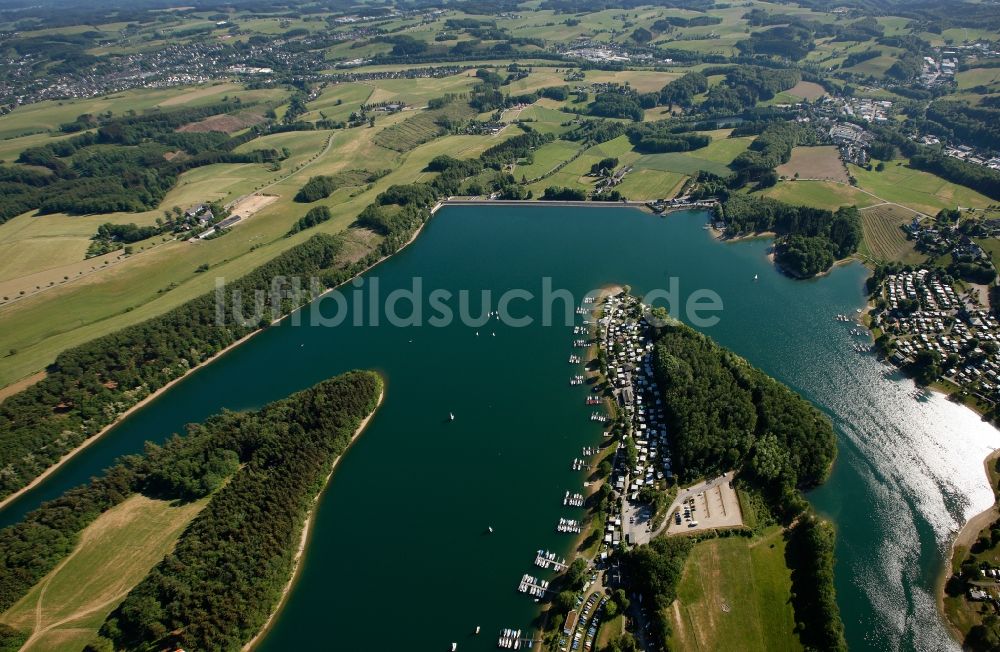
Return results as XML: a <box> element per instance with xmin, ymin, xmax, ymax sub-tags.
<box><xmin>243</xmin><ymin>387</ymin><xmax>384</xmax><ymax>652</ymax></box>
<box><xmin>939</xmin><ymin>448</ymin><xmax>1000</xmax><ymax>642</ymax></box>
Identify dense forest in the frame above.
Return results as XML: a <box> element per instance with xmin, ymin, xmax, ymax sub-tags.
<box><xmin>647</xmin><ymin>320</ymin><xmax>845</xmax><ymax>649</ymax></box>
<box><xmin>626</xmin><ymin>123</ymin><xmax>711</xmax><ymax>154</ymax></box>
<box><xmin>717</xmin><ymin>194</ymin><xmax>862</xmax><ymax>276</ymax></box>
<box><xmin>651</xmin><ymin>321</ymin><xmax>837</xmax><ymax>502</ymax></box>
<box><xmin>97</xmin><ymin>371</ymin><xmax>382</xmax><ymax>651</ymax></box>
<box><xmin>924</xmin><ymin>101</ymin><xmax>1000</xmax><ymax>152</ymax></box>
<box><xmin>287</xmin><ymin>205</ymin><xmax>332</xmax><ymax>236</ymax></box>
<box><xmin>775</xmin><ymin>234</ymin><xmax>837</xmax><ymax>278</ymax></box>
<box><xmin>0</xmin><ymin>370</ymin><xmax>381</xmax><ymax>651</ymax></box>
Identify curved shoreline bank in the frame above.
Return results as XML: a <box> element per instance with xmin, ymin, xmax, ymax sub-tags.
<box><xmin>0</xmin><ymin>327</ymin><xmax>265</xmax><ymax>513</ymax></box>
<box><xmin>938</xmin><ymin>447</ymin><xmax>1000</xmax><ymax>643</ymax></box>
<box><xmin>0</xmin><ymin>215</ymin><xmax>428</xmax><ymax>516</ymax></box>
<box><xmin>242</xmin><ymin>387</ymin><xmax>384</xmax><ymax>652</ymax></box>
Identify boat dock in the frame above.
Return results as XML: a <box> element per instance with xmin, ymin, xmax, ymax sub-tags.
<box><xmin>497</xmin><ymin>628</ymin><xmax>536</xmax><ymax>649</ymax></box>
<box><xmin>557</xmin><ymin>518</ymin><xmax>582</xmax><ymax>533</ymax></box>
<box><xmin>517</xmin><ymin>574</ymin><xmax>550</xmax><ymax>597</ymax></box>
<box><xmin>534</xmin><ymin>549</ymin><xmax>569</xmax><ymax>571</ymax></box>
<box><xmin>563</xmin><ymin>490</ymin><xmax>585</xmax><ymax>507</ymax></box>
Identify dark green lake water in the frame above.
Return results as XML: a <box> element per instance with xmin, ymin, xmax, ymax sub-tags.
<box><xmin>2</xmin><ymin>205</ymin><xmax>997</xmax><ymax>651</ymax></box>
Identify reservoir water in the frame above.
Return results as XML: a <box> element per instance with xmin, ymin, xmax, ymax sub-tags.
<box><xmin>2</xmin><ymin>205</ymin><xmax>997</xmax><ymax>650</ymax></box>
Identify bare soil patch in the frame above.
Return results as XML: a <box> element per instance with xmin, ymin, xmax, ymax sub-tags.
<box><xmin>178</xmin><ymin>110</ymin><xmax>266</xmax><ymax>134</ymax></box>
<box><xmin>786</xmin><ymin>80</ymin><xmax>827</xmax><ymax>100</ymax></box>
<box><xmin>776</xmin><ymin>146</ymin><xmax>850</xmax><ymax>183</ymax></box>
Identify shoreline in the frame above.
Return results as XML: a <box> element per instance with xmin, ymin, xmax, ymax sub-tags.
<box><xmin>242</xmin><ymin>387</ymin><xmax>384</xmax><ymax>652</ymax></box>
<box><xmin>0</xmin><ymin>215</ymin><xmax>430</xmax><ymax>515</ymax></box>
<box><xmin>938</xmin><ymin>447</ymin><xmax>1000</xmax><ymax>643</ymax></box>
<box><xmin>0</xmin><ymin>326</ymin><xmax>266</xmax><ymax>512</ymax></box>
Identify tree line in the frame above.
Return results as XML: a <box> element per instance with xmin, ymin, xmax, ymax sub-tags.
<box><xmin>0</xmin><ymin>234</ymin><xmax>348</xmax><ymax>501</ymax></box>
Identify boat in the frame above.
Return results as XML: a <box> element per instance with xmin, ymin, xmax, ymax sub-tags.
<box><xmin>488</xmin><ymin>526</ymin><xmax>494</xmax><ymax>533</ymax></box>
<box><xmin>449</xmin><ymin>412</ymin><xmax>455</xmax><ymax>421</ymax></box>
<box><xmin>753</xmin><ymin>273</ymin><xmax>758</xmax><ymax>281</ymax></box>
<box><xmin>476</xmin><ymin>626</ymin><xmax>481</xmax><ymax>635</ymax></box>
<box><xmin>452</xmin><ymin>644</ymin><xmax>457</xmax><ymax>651</ymax></box>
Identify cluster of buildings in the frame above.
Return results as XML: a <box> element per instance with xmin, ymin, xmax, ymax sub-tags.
<box><xmin>872</xmin><ymin>268</ymin><xmax>1000</xmax><ymax>401</ymax></box>
<box><xmin>829</xmin><ymin>121</ymin><xmax>875</xmax><ymax>166</ymax></box>
<box><xmin>835</xmin><ymin>96</ymin><xmax>893</xmax><ymax>123</ymax></box>
<box><xmin>919</xmin><ymin>54</ymin><xmax>957</xmax><ymax>87</ymax></box>
<box><xmin>942</xmin><ymin>144</ymin><xmax>1000</xmax><ymax>172</ymax></box>
<box><xmin>562</xmin><ymin>47</ymin><xmax>632</xmax><ymax>63</ymax></box>
<box><xmin>0</xmin><ymin>32</ymin><xmax>326</xmax><ymax>108</ymax></box>
<box><xmin>598</xmin><ymin>293</ymin><xmax>672</xmax><ymax>506</ymax></box>
<box><xmin>906</xmin><ymin>218</ymin><xmax>992</xmax><ymax>261</ymax></box>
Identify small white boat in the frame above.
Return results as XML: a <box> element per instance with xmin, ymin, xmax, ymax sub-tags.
<box><xmin>488</xmin><ymin>526</ymin><xmax>494</xmax><ymax>533</ymax></box>
<box><xmin>753</xmin><ymin>273</ymin><xmax>758</xmax><ymax>281</ymax></box>
<box><xmin>475</xmin><ymin>625</ymin><xmax>481</xmax><ymax>634</ymax></box>
<box><xmin>451</xmin><ymin>644</ymin><xmax>457</xmax><ymax>651</ymax></box>
<box><xmin>449</xmin><ymin>412</ymin><xmax>455</xmax><ymax>421</ymax></box>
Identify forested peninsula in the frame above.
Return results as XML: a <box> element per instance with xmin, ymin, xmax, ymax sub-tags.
<box><xmin>624</xmin><ymin>318</ymin><xmax>845</xmax><ymax>650</ymax></box>
<box><xmin>0</xmin><ymin>370</ymin><xmax>382</xmax><ymax>652</ymax></box>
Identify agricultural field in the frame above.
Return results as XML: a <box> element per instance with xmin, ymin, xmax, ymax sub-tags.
<box><xmin>668</xmin><ymin>527</ymin><xmax>802</xmax><ymax>652</ymax></box>
<box><xmin>776</xmin><ymin>146</ymin><xmax>850</xmax><ymax>183</ymax></box>
<box><xmin>957</xmin><ymin>68</ymin><xmax>1000</xmax><ymax>92</ymax></box>
<box><xmin>374</xmin><ymin>102</ymin><xmax>477</xmax><ymax>153</ymax></box>
<box><xmin>851</xmin><ymin>161</ymin><xmax>995</xmax><ymax>216</ymax></box>
<box><xmin>616</xmin><ymin>168</ymin><xmax>687</xmax><ymax>200</ymax></box>
<box><xmin>858</xmin><ymin>204</ymin><xmax>925</xmax><ymax>264</ymax></box>
<box><xmin>177</xmin><ymin>108</ymin><xmax>268</xmax><ymax>134</ymax></box>
<box><xmin>516</xmin><ymin>102</ymin><xmax>580</xmax><ymax>136</ymax></box>
<box><xmin>583</xmin><ymin>70</ymin><xmax>681</xmax><ymax>93</ymax></box>
<box><xmin>762</xmin><ymin>180</ymin><xmax>878</xmax><ymax>211</ymax></box>
<box><xmin>633</xmin><ymin>131</ymin><xmax>752</xmax><ymax>178</ymax></box>
<box><xmin>0</xmin><ymin>83</ymin><xmax>286</xmax><ymax>140</ymax></box>
<box><xmin>0</xmin><ymin>494</ymin><xmax>209</xmax><ymax>652</ymax></box>
<box><xmin>514</xmin><ymin>140</ymin><xmax>584</xmax><ymax>181</ymax></box>
<box><xmin>842</xmin><ymin>50</ymin><xmax>904</xmax><ymax>78</ymax></box>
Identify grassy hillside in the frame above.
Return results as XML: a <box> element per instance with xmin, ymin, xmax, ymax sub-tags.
<box><xmin>669</xmin><ymin>527</ymin><xmax>802</xmax><ymax>652</ymax></box>
<box><xmin>0</xmin><ymin>494</ymin><xmax>208</xmax><ymax>651</ymax></box>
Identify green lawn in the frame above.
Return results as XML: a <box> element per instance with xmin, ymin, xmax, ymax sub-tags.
<box><xmin>957</xmin><ymin>68</ymin><xmax>1000</xmax><ymax>91</ymax></box>
<box><xmin>515</xmin><ymin>140</ymin><xmax>584</xmax><ymax>181</ymax></box>
<box><xmin>301</xmin><ymin>83</ymin><xmax>374</xmax><ymax>124</ymax></box>
<box><xmin>669</xmin><ymin>527</ymin><xmax>802</xmax><ymax>652</ymax></box>
<box><xmin>632</xmin><ymin>131</ymin><xmax>752</xmax><ymax>177</ymax></box>
<box><xmin>851</xmin><ymin>160</ymin><xmax>994</xmax><ymax>215</ymax></box>
<box><xmin>617</xmin><ymin>169</ymin><xmax>687</xmax><ymax>200</ymax></box>
<box><xmin>763</xmin><ymin>180</ymin><xmax>878</xmax><ymax>211</ymax></box>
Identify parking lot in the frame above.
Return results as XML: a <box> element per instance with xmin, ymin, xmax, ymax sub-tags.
<box><xmin>664</xmin><ymin>475</ymin><xmax>743</xmax><ymax>535</ymax></box>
